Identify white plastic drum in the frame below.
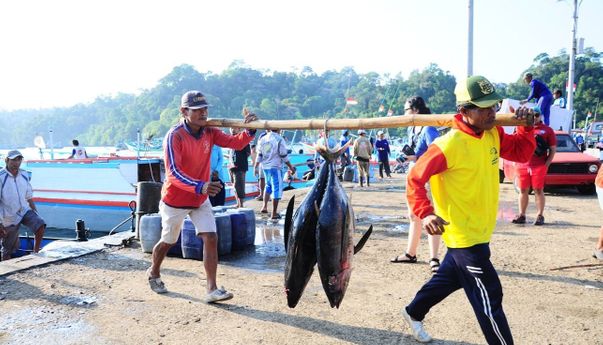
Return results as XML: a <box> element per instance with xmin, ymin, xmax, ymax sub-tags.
<box><xmin>139</xmin><ymin>213</ymin><xmax>162</xmax><ymax>253</ymax></box>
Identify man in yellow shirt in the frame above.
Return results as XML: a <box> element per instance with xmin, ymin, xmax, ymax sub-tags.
<box><xmin>400</xmin><ymin>76</ymin><xmax>536</xmax><ymax>344</ymax></box>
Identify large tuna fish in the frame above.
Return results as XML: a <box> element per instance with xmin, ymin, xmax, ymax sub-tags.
<box><xmin>283</xmin><ymin>158</ymin><xmax>330</xmax><ymax>308</ymax></box>
<box><xmin>283</xmin><ymin>144</ymin><xmax>372</xmax><ymax>308</ymax></box>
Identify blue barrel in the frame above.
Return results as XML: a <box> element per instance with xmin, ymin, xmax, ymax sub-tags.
<box><xmin>227</xmin><ymin>211</ymin><xmax>248</xmax><ymax>251</ymax></box>
<box><xmin>167</xmin><ymin>231</ymin><xmax>182</xmax><ymax>257</ymax></box>
<box><xmin>212</xmin><ymin>206</ymin><xmax>226</xmax><ymax>214</ymax></box>
<box><xmin>181</xmin><ymin>218</ymin><xmax>204</xmax><ymax>260</ymax></box>
<box><xmin>236</xmin><ymin>208</ymin><xmax>256</xmax><ymax>246</ymax></box>
<box><xmin>139</xmin><ymin>213</ymin><xmax>162</xmax><ymax>253</ymax></box>
<box><xmin>214</xmin><ymin>213</ymin><xmax>232</xmax><ymax>256</ymax></box>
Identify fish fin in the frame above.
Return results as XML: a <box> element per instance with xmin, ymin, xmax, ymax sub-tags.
<box><xmin>284</xmin><ymin>196</ymin><xmax>295</xmax><ymax>252</ymax></box>
<box><xmin>353</xmin><ymin>225</ymin><xmax>373</xmax><ymax>255</ymax></box>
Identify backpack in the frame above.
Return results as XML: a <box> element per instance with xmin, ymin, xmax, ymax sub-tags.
<box><xmin>534</xmin><ymin>135</ymin><xmax>549</xmax><ymax>157</ymax></box>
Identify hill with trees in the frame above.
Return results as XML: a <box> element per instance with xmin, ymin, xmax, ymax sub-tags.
<box><xmin>1</xmin><ymin>49</ymin><xmax>601</xmax><ymax>149</ymax></box>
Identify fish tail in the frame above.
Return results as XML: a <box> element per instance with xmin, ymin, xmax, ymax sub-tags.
<box><xmin>315</xmin><ymin>144</ymin><xmax>347</xmax><ymax>162</ymax></box>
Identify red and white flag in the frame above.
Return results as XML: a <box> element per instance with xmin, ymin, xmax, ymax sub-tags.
<box><xmin>346</xmin><ymin>97</ymin><xmax>358</xmax><ymax>105</ymax></box>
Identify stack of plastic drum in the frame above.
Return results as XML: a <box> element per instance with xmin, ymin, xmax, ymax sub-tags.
<box><xmin>139</xmin><ymin>213</ymin><xmax>162</xmax><ymax>253</ymax></box>
<box><xmin>225</xmin><ymin>209</ymin><xmax>248</xmax><ymax>251</ymax></box>
<box><xmin>214</xmin><ymin>213</ymin><xmax>232</xmax><ymax>256</ymax></box>
<box><xmin>181</xmin><ymin>218</ymin><xmax>204</xmax><ymax>260</ymax></box>
<box><xmin>235</xmin><ymin>208</ymin><xmax>256</xmax><ymax>246</ymax></box>
<box><xmin>167</xmin><ymin>231</ymin><xmax>182</xmax><ymax>257</ymax></box>
<box><xmin>212</xmin><ymin>206</ymin><xmax>227</xmax><ymax>214</ymax></box>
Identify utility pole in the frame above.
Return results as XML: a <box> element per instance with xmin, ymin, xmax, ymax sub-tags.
<box><xmin>467</xmin><ymin>0</ymin><xmax>474</xmax><ymax>77</ymax></box>
<box><xmin>567</xmin><ymin>0</ymin><xmax>578</xmax><ymax>128</ymax></box>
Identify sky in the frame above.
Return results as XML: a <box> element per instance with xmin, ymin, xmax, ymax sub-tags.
<box><xmin>1</xmin><ymin>0</ymin><xmax>602</xmax><ymax>110</ymax></box>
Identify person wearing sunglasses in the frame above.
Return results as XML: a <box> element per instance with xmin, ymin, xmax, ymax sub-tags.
<box><xmin>511</xmin><ymin>107</ymin><xmax>557</xmax><ymax>226</ymax></box>
<box><xmin>400</xmin><ymin>75</ymin><xmax>536</xmax><ymax>344</ymax></box>
<box><xmin>390</xmin><ymin>96</ymin><xmax>442</xmax><ymax>274</ymax></box>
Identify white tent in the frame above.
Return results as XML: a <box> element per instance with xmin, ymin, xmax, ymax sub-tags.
<box><xmin>499</xmin><ymin>99</ymin><xmax>573</xmax><ymax>134</ymax></box>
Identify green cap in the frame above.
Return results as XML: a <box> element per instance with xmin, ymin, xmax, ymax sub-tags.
<box><xmin>454</xmin><ymin>75</ymin><xmax>502</xmax><ymax>108</ymax></box>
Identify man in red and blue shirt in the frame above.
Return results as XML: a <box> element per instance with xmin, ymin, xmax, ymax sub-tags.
<box><xmin>147</xmin><ymin>90</ymin><xmax>257</xmax><ymax>303</ymax></box>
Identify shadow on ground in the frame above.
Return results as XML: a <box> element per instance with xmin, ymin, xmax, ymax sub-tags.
<box><xmin>216</xmin><ymin>304</ymin><xmax>480</xmax><ymax>345</ymax></box>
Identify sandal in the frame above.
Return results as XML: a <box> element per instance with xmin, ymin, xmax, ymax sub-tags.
<box><xmin>271</xmin><ymin>214</ymin><xmax>282</xmax><ymax>220</ymax></box>
<box><xmin>390</xmin><ymin>253</ymin><xmax>417</xmax><ymax>263</ymax></box>
<box><xmin>511</xmin><ymin>214</ymin><xmax>526</xmax><ymax>224</ymax></box>
<box><xmin>429</xmin><ymin>258</ymin><xmax>440</xmax><ymax>273</ymax></box>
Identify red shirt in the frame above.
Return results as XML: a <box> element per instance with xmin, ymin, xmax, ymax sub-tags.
<box><xmin>162</xmin><ymin>122</ymin><xmax>254</xmax><ymax>208</ymax></box>
<box><xmin>521</xmin><ymin>122</ymin><xmax>557</xmax><ymax>167</ymax></box>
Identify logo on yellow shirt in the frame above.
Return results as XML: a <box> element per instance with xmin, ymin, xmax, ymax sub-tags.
<box><xmin>490</xmin><ymin>147</ymin><xmax>498</xmax><ymax>165</ymax></box>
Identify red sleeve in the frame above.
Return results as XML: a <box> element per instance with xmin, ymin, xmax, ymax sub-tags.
<box><xmin>211</xmin><ymin>128</ymin><xmax>254</xmax><ymax>150</ymax></box>
<box><xmin>497</xmin><ymin>126</ymin><xmax>536</xmax><ymax>163</ymax></box>
<box><xmin>407</xmin><ymin>145</ymin><xmax>448</xmax><ymax>219</ymax></box>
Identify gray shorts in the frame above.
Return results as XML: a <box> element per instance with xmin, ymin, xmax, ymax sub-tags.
<box><xmin>1</xmin><ymin>210</ymin><xmax>46</xmax><ymax>260</ymax></box>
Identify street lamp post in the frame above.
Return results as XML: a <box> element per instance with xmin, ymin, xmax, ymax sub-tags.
<box><xmin>567</xmin><ymin>0</ymin><xmax>579</xmax><ymax>128</ymax></box>
<box><xmin>467</xmin><ymin>0</ymin><xmax>474</xmax><ymax>77</ymax></box>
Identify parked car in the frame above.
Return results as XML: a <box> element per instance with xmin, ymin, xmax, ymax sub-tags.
<box><xmin>586</xmin><ymin>121</ymin><xmax>603</xmax><ymax>148</ymax></box>
<box><xmin>501</xmin><ymin>132</ymin><xmax>601</xmax><ymax>194</ymax></box>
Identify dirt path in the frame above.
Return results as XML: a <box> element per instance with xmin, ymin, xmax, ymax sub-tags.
<box><xmin>0</xmin><ymin>176</ymin><xmax>601</xmax><ymax>345</ymax></box>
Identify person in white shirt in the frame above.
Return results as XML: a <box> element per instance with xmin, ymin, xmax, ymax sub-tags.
<box><xmin>67</xmin><ymin>139</ymin><xmax>88</xmax><ymax>159</ymax></box>
<box><xmin>255</xmin><ymin>129</ymin><xmax>296</xmax><ymax>220</ymax></box>
<box><xmin>0</xmin><ymin>150</ymin><xmax>46</xmax><ymax>260</ymax></box>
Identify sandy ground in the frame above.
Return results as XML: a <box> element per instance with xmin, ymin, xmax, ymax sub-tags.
<box><xmin>0</xmin><ymin>175</ymin><xmax>602</xmax><ymax>345</ymax></box>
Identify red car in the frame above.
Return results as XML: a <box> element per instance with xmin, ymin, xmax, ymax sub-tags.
<box><xmin>501</xmin><ymin>132</ymin><xmax>601</xmax><ymax>194</ymax></box>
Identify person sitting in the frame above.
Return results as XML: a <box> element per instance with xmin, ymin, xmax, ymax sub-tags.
<box><xmin>302</xmin><ymin>159</ymin><xmax>316</xmax><ymax>181</ymax></box>
<box><xmin>1</xmin><ymin>150</ymin><xmax>46</xmax><ymax>260</ymax></box>
<box><xmin>67</xmin><ymin>139</ymin><xmax>88</xmax><ymax>159</ymax></box>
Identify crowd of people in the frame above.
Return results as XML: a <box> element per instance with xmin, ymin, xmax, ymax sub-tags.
<box><xmin>3</xmin><ymin>75</ymin><xmax>603</xmax><ymax>344</ymax></box>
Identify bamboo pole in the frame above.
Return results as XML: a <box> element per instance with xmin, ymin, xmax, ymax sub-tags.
<box><xmin>206</xmin><ymin>113</ymin><xmax>532</xmax><ymax>130</ymax></box>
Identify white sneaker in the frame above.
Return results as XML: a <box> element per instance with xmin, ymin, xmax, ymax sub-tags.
<box><xmin>147</xmin><ymin>269</ymin><xmax>168</xmax><ymax>294</ymax></box>
<box><xmin>204</xmin><ymin>286</ymin><xmax>234</xmax><ymax>303</ymax></box>
<box><xmin>401</xmin><ymin>308</ymin><xmax>432</xmax><ymax>343</ymax></box>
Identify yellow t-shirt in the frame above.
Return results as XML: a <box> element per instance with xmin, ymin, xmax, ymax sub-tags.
<box><xmin>406</xmin><ymin>115</ymin><xmax>536</xmax><ymax>249</ymax></box>
<box><xmin>429</xmin><ymin>128</ymin><xmax>501</xmax><ymax>248</ymax></box>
